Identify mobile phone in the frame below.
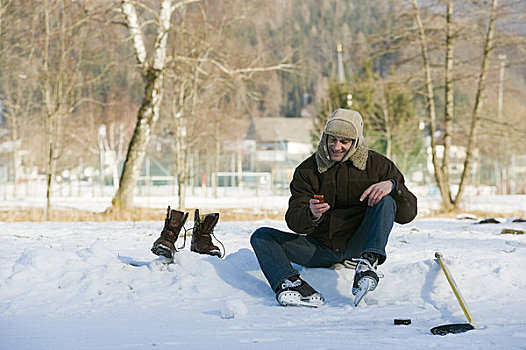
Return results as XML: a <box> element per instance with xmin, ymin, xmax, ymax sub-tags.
<box><xmin>313</xmin><ymin>194</ymin><xmax>325</xmax><ymax>203</ymax></box>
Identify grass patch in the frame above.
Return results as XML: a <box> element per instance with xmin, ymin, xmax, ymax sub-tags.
<box><xmin>500</xmin><ymin>228</ymin><xmax>525</xmax><ymax>235</ymax></box>
<box><xmin>0</xmin><ymin>207</ymin><xmax>286</xmax><ymax>222</ymax></box>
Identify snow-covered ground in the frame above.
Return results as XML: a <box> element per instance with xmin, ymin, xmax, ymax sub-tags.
<box><xmin>1</xmin><ymin>194</ymin><xmax>526</xmax><ymax>349</ymax></box>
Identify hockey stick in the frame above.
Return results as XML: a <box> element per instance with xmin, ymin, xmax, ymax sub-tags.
<box><xmin>430</xmin><ymin>252</ymin><xmax>477</xmax><ymax>336</ymax></box>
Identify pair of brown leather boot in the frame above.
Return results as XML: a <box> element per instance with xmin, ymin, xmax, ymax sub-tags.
<box><xmin>151</xmin><ymin>207</ymin><xmax>222</xmax><ymax>259</ymax></box>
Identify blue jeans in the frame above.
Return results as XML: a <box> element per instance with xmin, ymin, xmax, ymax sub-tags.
<box><xmin>250</xmin><ymin>196</ymin><xmax>396</xmax><ymax>291</ymax></box>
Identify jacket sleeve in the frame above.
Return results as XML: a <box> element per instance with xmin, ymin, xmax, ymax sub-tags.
<box><xmin>383</xmin><ymin>158</ymin><xmax>418</xmax><ymax>224</ymax></box>
<box><xmin>285</xmin><ymin>166</ymin><xmax>319</xmax><ymax>235</ymax></box>
<box><xmin>391</xmin><ymin>181</ymin><xmax>418</xmax><ymax>224</ymax></box>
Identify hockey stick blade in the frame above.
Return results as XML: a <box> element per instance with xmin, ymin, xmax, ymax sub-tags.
<box><xmin>430</xmin><ymin>323</ymin><xmax>475</xmax><ymax>336</ymax></box>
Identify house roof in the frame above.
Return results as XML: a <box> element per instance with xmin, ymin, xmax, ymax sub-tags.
<box><xmin>246</xmin><ymin>117</ymin><xmax>314</xmax><ymax>144</ymax></box>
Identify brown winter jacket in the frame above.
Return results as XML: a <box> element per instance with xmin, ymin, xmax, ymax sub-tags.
<box><xmin>284</xmin><ymin>149</ymin><xmax>418</xmax><ymax>252</ymax></box>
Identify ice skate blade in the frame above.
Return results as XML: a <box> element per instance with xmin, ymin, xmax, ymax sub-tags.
<box><xmin>277</xmin><ymin>291</ymin><xmax>324</xmax><ymax>308</ymax></box>
<box><xmin>352</xmin><ymin>275</ymin><xmax>378</xmax><ymax>294</ymax></box>
<box><xmin>353</xmin><ymin>277</ymin><xmax>377</xmax><ymax>307</ymax></box>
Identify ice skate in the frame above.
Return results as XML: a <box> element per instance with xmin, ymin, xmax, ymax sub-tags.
<box><xmin>352</xmin><ymin>253</ymin><xmax>381</xmax><ymax>306</ymax></box>
<box><xmin>275</xmin><ymin>275</ymin><xmax>324</xmax><ymax>308</ymax></box>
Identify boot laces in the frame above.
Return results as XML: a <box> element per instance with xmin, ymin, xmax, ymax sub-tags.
<box><xmin>342</xmin><ymin>260</ymin><xmax>358</xmax><ymax>269</ymax></box>
<box><xmin>351</xmin><ymin>258</ymin><xmax>384</xmax><ymax>278</ymax></box>
<box><xmin>173</xmin><ymin>226</ymin><xmax>190</xmax><ymax>252</ymax></box>
<box><xmin>279</xmin><ymin>277</ymin><xmax>318</xmax><ymax>298</ymax></box>
<box><xmin>208</xmin><ymin>231</ymin><xmax>225</xmax><ymax>257</ymax></box>
<box><xmin>190</xmin><ymin>223</ymin><xmax>225</xmax><ymax>258</ymax></box>
<box><xmin>281</xmin><ymin>278</ymin><xmax>302</xmax><ymax>289</ymax></box>
<box><xmin>160</xmin><ymin>209</ymin><xmax>188</xmax><ymax>249</ymax></box>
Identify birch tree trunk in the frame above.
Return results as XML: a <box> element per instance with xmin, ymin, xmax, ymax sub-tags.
<box><xmin>380</xmin><ymin>83</ymin><xmax>392</xmax><ymax>159</ymax></box>
<box><xmin>455</xmin><ymin>0</ymin><xmax>498</xmax><ymax>207</ymax></box>
<box><xmin>113</xmin><ymin>0</ymin><xmax>195</xmax><ymax>209</ymax></box>
<box><xmin>171</xmin><ymin>92</ymin><xmax>188</xmax><ymax>209</ymax></box>
<box><xmin>442</xmin><ymin>0</ymin><xmax>454</xmax><ymax>199</ymax></box>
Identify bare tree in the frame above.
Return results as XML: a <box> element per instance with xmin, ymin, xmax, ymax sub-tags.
<box><xmin>147</xmin><ymin>0</ymin><xmax>295</xmax><ymax>208</ymax></box>
<box><xmin>32</xmin><ymin>0</ymin><xmax>110</xmax><ymax>218</ymax></box>
<box><xmin>112</xmin><ymin>0</ymin><xmax>200</xmax><ymax>210</ymax></box>
<box><xmin>0</xmin><ymin>75</ymin><xmax>39</xmax><ymax>198</ymax></box>
<box><xmin>456</xmin><ymin>0</ymin><xmax>499</xmax><ymax>205</ymax></box>
<box><xmin>412</xmin><ymin>0</ymin><xmax>452</xmax><ymax>210</ymax></box>
<box><xmin>171</xmin><ymin>6</ymin><xmax>294</xmax><ymax>205</ymax></box>
<box><xmin>442</xmin><ymin>0</ymin><xmax>454</xmax><ymax>204</ymax></box>
<box><xmin>412</xmin><ymin>0</ymin><xmax>498</xmax><ymax>211</ymax></box>
<box><xmin>0</xmin><ymin>1</ymin><xmax>35</xmax><ymax>198</ymax></box>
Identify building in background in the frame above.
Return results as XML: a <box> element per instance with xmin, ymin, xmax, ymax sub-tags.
<box><xmin>244</xmin><ymin>117</ymin><xmax>313</xmax><ymax>191</ymax></box>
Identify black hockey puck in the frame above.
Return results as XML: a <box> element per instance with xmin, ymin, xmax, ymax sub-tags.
<box><xmin>394</xmin><ymin>319</ymin><xmax>411</xmax><ymax>325</ymax></box>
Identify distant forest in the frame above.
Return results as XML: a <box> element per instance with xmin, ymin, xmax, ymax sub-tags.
<box><xmin>1</xmin><ymin>0</ymin><xmax>525</xmax><ymax>210</ymax></box>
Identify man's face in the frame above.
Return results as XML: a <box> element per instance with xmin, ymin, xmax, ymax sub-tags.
<box><xmin>327</xmin><ymin>134</ymin><xmax>354</xmax><ymax>162</ymax></box>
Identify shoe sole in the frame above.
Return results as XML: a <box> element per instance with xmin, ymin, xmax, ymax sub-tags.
<box><xmin>277</xmin><ymin>291</ymin><xmax>324</xmax><ymax>308</ymax></box>
<box><xmin>191</xmin><ymin>248</ymin><xmax>222</xmax><ymax>258</ymax></box>
<box><xmin>151</xmin><ymin>244</ymin><xmax>174</xmax><ymax>259</ymax></box>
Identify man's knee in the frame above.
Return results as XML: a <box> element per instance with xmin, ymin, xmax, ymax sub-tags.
<box><xmin>365</xmin><ymin>195</ymin><xmax>396</xmax><ymax>222</ymax></box>
<box><xmin>250</xmin><ymin>227</ymin><xmax>273</xmax><ymax>248</ymax></box>
<box><xmin>377</xmin><ymin>195</ymin><xmax>396</xmax><ymax>212</ymax></box>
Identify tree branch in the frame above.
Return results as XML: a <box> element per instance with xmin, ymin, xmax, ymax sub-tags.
<box><xmin>172</xmin><ymin>55</ymin><xmax>296</xmax><ymax>76</ymax></box>
<box><xmin>121</xmin><ymin>0</ymin><xmax>147</xmax><ymax>68</ymax></box>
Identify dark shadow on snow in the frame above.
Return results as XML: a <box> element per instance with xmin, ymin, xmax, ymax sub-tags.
<box><xmin>211</xmin><ymin>248</ymin><xmax>274</xmax><ymax>302</ymax></box>
<box><xmin>118</xmin><ymin>255</ymin><xmax>171</xmax><ymax>268</ymax></box>
<box><xmin>211</xmin><ymin>248</ymin><xmax>353</xmax><ymax>307</ymax></box>
<box><xmin>422</xmin><ymin>258</ymin><xmax>457</xmax><ymax>322</ymax></box>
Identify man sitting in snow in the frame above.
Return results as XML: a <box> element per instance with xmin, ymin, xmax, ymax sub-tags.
<box><xmin>250</xmin><ymin>108</ymin><xmax>417</xmax><ymax>307</ymax></box>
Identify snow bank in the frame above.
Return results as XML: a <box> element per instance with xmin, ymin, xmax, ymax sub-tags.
<box><xmin>1</xmin><ymin>215</ymin><xmax>525</xmax><ymax>349</ymax></box>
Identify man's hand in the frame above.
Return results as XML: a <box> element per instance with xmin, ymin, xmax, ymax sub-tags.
<box><xmin>309</xmin><ymin>198</ymin><xmax>330</xmax><ymax>220</ymax></box>
<box><xmin>360</xmin><ymin>180</ymin><xmax>393</xmax><ymax>207</ymax></box>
